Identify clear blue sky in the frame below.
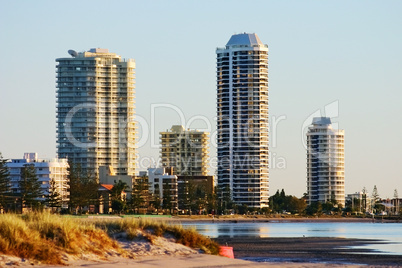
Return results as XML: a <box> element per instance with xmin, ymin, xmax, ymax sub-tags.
<box><xmin>1</xmin><ymin>1</ymin><xmax>401</xmax><ymax>198</ymax></box>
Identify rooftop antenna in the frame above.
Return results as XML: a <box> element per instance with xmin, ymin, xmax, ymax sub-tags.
<box><xmin>68</xmin><ymin>49</ymin><xmax>78</xmax><ymax>57</ymax></box>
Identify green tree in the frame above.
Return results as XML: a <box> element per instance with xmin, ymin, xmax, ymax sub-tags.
<box><xmin>68</xmin><ymin>162</ymin><xmax>98</xmax><ymax>213</ymax></box>
<box><xmin>150</xmin><ymin>185</ymin><xmax>162</xmax><ymax>212</ymax></box>
<box><xmin>269</xmin><ymin>189</ymin><xmax>306</xmax><ymax>215</ymax></box>
<box><xmin>206</xmin><ymin>188</ymin><xmax>217</xmax><ymax>214</ymax></box>
<box><xmin>46</xmin><ymin>179</ymin><xmax>62</xmax><ymax>211</ymax></box>
<box><xmin>217</xmin><ymin>185</ymin><xmax>234</xmax><ymax>214</ymax></box>
<box><xmin>130</xmin><ymin>175</ymin><xmax>150</xmax><ymax>213</ymax></box>
<box><xmin>288</xmin><ymin>196</ymin><xmax>307</xmax><ymax>214</ymax></box>
<box><xmin>0</xmin><ymin>153</ymin><xmax>11</xmax><ymax>210</ymax></box>
<box><xmin>269</xmin><ymin>189</ymin><xmax>286</xmax><ymax>213</ymax></box>
<box><xmin>111</xmin><ymin>180</ymin><xmax>128</xmax><ymax>201</ymax></box>
<box><xmin>110</xmin><ymin>180</ymin><xmax>128</xmax><ymax>213</ymax></box>
<box><xmin>185</xmin><ymin>181</ymin><xmax>208</xmax><ymax>214</ymax></box>
<box><xmin>305</xmin><ymin>201</ymin><xmax>322</xmax><ymax>216</ymax></box>
<box><xmin>111</xmin><ymin>199</ymin><xmax>125</xmax><ymax>214</ymax></box>
<box><xmin>322</xmin><ymin>201</ymin><xmax>334</xmax><ymax>214</ymax></box>
<box><xmin>372</xmin><ymin>185</ymin><xmax>380</xmax><ymax>202</ymax></box>
<box><xmin>371</xmin><ymin>185</ymin><xmax>382</xmax><ymax>213</ymax></box>
<box><xmin>19</xmin><ymin>164</ymin><xmax>42</xmax><ymax>211</ymax></box>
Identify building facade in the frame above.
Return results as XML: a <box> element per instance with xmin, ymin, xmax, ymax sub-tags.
<box><xmin>148</xmin><ymin>167</ymin><xmax>178</xmax><ymax>210</ymax></box>
<box><xmin>7</xmin><ymin>153</ymin><xmax>69</xmax><ymax>208</ymax></box>
<box><xmin>98</xmin><ymin>165</ymin><xmax>134</xmax><ymax>198</ymax></box>
<box><xmin>177</xmin><ymin>175</ymin><xmax>214</xmax><ymax>211</ymax></box>
<box><xmin>56</xmin><ymin>48</ymin><xmax>136</xmax><ymax>176</ymax></box>
<box><xmin>216</xmin><ymin>33</ymin><xmax>269</xmax><ymax>208</ymax></box>
<box><xmin>306</xmin><ymin>117</ymin><xmax>345</xmax><ymax>207</ymax></box>
<box><xmin>160</xmin><ymin>125</ymin><xmax>209</xmax><ymax>176</ymax></box>
<box><xmin>346</xmin><ymin>192</ymin><xmax>372</xmax><ymax>213</ymax></box>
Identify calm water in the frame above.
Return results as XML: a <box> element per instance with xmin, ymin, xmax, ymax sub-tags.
<box><xmin>182</xmin><ymin>221</ymin><xmax>402</xmax><ymax>255</ymax></box>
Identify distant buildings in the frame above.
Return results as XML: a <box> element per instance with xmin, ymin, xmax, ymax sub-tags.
<box><xmin>7</xmin><ymin>153</ymin><xmax>69</xmax><ymax>208</ymax></box>
<box><xmin>56</xmin><ymin>48</ymin><xmax>136</xmax><ymax>176</ymax></box>
<box><xmin>346</xmin><ymin>192</ymin><xmax>372</xmax><ymax>213</ymax></box>
<box><xmin>306</xmin><ymin>117</ymin><xmax>345</xmax><ymax>207</ymax></box>
<box><xmin>98</xmin><ymin>183</ymin><xmax>127</xmax><ymax>214</ymax></box>
<box><xmin>147</xmin><ymin>167</ymin><xmax>178</xmax><ymax>210</ymax></box>
<box><xmin>177</xmin><ymin>175</ymin><xmax>214</xmax><ymax>211</ymax></box>
<box><xmin>98</xmin><ymin>165</ymin><xmax>133</xmax><ymax>197</ymax></box>
<box><xmin>216</xmin><ymin>33</ymin><xmax>269</xmax><ymax>208</ymax></box>
<box><xmin>160</xmin><ymin>125</ymin><xmax>209</xmax><ymax>176</ymax></box>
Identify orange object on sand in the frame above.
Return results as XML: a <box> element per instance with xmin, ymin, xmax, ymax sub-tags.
<box><xmin>219</xmin><ymin>246</ymin><xmax>234</xmax><ymax>258</ymax></box>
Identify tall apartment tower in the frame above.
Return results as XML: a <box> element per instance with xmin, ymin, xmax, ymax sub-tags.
<box><xmin>306</xmin><ymin>117</ymin><xmax>345</xmax><ymax>207</ymax></box>
<box><xmin>216</xmin><ymin>33</ymin><xmax>269</xmax><ymax>208</ymax></box>
<box><xmin>160</xmin><ymin>125</ymin><xmax>209</xmax><ymax>176</ymax></box>
<box><xmin>56</xmin><ymin>48</ymin><xmax>136</xmax><ymax>176</ymax></box>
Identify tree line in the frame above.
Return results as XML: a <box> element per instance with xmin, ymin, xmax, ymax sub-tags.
<box><xmin>0</xmin><ymin>152</ymin><xmax>400</xmax><ymax>216</ymax></box>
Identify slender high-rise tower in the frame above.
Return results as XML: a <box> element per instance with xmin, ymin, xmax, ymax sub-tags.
<box><xmin>56</xmin><ymin>48</ymin><xmax>136</xmax><ymax>176</ymax></box>
<box><xmin>306</xmin><ymin>117</ymin><xmax>345</xmax><ymax>207</ymax></box>
<box><xmin>216</xmin><ymin>33</ymin><xmax>269</xmax><ymax>208</ymax></box>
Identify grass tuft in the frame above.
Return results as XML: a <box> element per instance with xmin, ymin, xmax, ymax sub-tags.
<box><xmin>94</xmin><ymin>218</ymin><xmax>220</xmax><ymax>255</ymax></box>
<box><xmin>0</xmin><ymin>212</ymin><xmax>123</xmax><ymax>264</ymax></box>
<box><xmin>0</xmin><ymin>213</ymin><xmax>220</xmax><ymax>264</ymax></box>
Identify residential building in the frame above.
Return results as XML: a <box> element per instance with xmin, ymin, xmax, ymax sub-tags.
<box><xmin>160</xmin><ymin>125</ymin><xmax>209</xmax><ymax>176</ymax></box>
<box><xmin>177</xmin><ymin>175</ymin><xmax>214</xmax><ymax>211</ymax></box>
<box><xmin>346</xmin><ymin>192</ymin><xmax>372</xmax><ymax>213</ymax></box>
<box><xmin>56</xmin><ymin>48</ymin><xmax>136</xmax><ymax>176</ymax></box>
<box><xmin>216</xmin><ymin>33</ymin><xmax>269</xmax><ymax>208</ymax></box>
<box><xmin>98</xmin><ymin>183</ymin><xmax>127</xmax><ymax>214</ymax></box>
<box><xmin>7</xmin><ymin>153</ymin><xmax>69</xmax><ymax>208</ymax></box>
<box><xmin>306</xmin><ymin>117</ymin><xmax>345</xmax><ymax>207</ymax></box>
<box><xmin>147</xmin><ymin>167</ymin><xmax>178</xmax><ymax>211</ymax></box>
<box><xmin>99</xmin><ymin>165</ymin><xmax>133</xmax><ymax>197</ymax></box>
<box><xmin>390</xmin><ymin>198</ymin><xmax>401</xmax><ymax>215</ymax></box>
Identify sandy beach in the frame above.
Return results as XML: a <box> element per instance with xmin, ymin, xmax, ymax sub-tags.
<box><xmin>1</xmin><ymin>216</ymin><xmax>401</xmax><ymax>267</ymax></box>
<box><xmin>47</xmin><ymin>254</ymin><xmax>365</xmax><ymax>268</ymax></box>
<box><xmin>2</xmin><ymin>235</ymin><xmax>398</xmax><ymax>267</ymax></box>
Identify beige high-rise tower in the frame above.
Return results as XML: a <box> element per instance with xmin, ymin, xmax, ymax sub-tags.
<box><xmin>160</xmin><ymin>125</ymin><xmax>209</xmax><ymax>176</ymax></box>
<box><xmin>56</xmin><ymin>48</ymin><xmax>136</xmax><ymax>176</ymax></box>
<box><xmin>306</xmin><ymin>117</ymin><xmax>345</xmax><ymax>207</ymax></box>
<box><xmin>217</xmin><ymin>33</ymin><xmax>269</xmax><ymax>208</ymax></box>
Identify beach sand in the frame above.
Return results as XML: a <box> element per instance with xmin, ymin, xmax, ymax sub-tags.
<box><xmin>1</xmin><ymin>217</ymin><xmax>400</xmax><ymax>267</ymax></box>
<box><xmin>1</xmin><ymin>236</ymin><xmax>369</xmax><ymax>268</ymax></box>
<box><xmin>2</xmin><ymin>236</ymin><xmax>396</xmax><ymax>267</ymax></box>
<box><xmin>52</xmin><ymin>254</ymin><xmax>364</xmax><ymax>268</ymax></box>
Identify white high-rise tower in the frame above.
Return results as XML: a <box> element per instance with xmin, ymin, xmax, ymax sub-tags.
<box><xmin>216</xmin><ymin>33</ymin><xmax>269</xmax><ymax>208</ymax></box>
<box><xmin>56</xmin><ymin>48</ymin><xmax>136</xmax><ymax>176</ymax></box>
<box><xmin>306</xmin><ymin>117</ymin><xmax>345</xmax><ymax>207</ymax></box>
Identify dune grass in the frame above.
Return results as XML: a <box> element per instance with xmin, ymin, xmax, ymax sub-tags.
<box><xmin>0</xmin><ymin>213</ymin><xmax>122</xmax><ymax>264</ymax></box>
<box><xmin>94</xmin><ymin>217</ymin><xmax>220</xmax><ymax>254</ymax></box>
<box><xmin>0</xmin><ymin>213</ymin><xmax>220</xmax><ymax>264</ymax></box>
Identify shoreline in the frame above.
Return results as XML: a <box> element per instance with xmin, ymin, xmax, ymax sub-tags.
<box><xmin>21</xmin><ymin>254</ymin><xmax>365</xmax><ymax>268</ymax></box>
<box><xmin>166</xmin><ymin>215</ymin><xmax>395</xmax><ymax>224</ymax></box>
<box><xmin>213</xmin><ymin>236</ymin><xmax>402</xmax><ymax>267</ymax></box>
